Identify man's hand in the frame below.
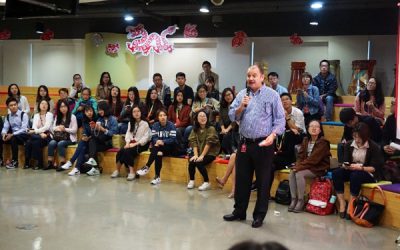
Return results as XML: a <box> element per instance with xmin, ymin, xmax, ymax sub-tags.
<box><xmin>240</xmin><ymin>95</ymin><xmax>251</xmax><ymax>109</ymax></box>
<box><xmin>259</xmin><ymin>133</ymin><xmax>276</xmax><ymax>147</ymax></box>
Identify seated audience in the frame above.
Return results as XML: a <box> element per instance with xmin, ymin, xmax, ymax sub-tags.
<box><xmin>192</xmin><ymin>84</ymin><xmax>220</xmax><ymax>125</ymax></box>
<box><xmin>333</xmin><ymin>122</ymin><xmax>384</xmax><ymax>219</ymax></box>
<box><xmin>288</xmin><ymin>120</ymin><xmax>331</xmax><ymax>213</ymax></box>
<box><xmin>268</xmin><ymin>72</ymin><xmax>288</xmax><ymax>95</ymax></box>
<box><xmin>313</xmin><ymin>59</ymin><xmax>338</xmax><ymax>121</ymax></box>
<box><xmin>198</xmin><ymin>61</ymin><xmax>219</xmax><ymax>90</ymax></box>
<box><xmin>296</xmin><ymin>72</ymin><xmax>321</xmax><ymax>125</ymax></box>
<box><xmin>50</xmin><ymin>99</ymin><xmax>78</xmax><ymax>170</ymax></box>
<box><xmin>382</xmin><ymin>99</ymin><xmax>399</xmax><ymax>159</ymax></box>
<box><xmin>25</xmin><ymin>99</ymin><xmax>53</xmax><ymax>170</ymax></box>
<box><xmin>167</xmin><ymin>90</ymin><xmax>191</xmax><ymax>152</ymax></box>
<box><xmin>149</xmin><ymin>73</ymin><xmax>171</xmax><ymax>107</ymax></box>
<box><xmin>111</xmin><ymin>105</ymin><xmax>151</xmax><ymax>181</ymax></box>
<box><xmin>216</xmin><ymin>152</ymin><xmax>237</xmax><ymax>198</ymax></box>
<box><xmin>72</xmin><ymin>87</ymin><xmax>98</xmax><ymax>127</ymax></box>
<box><xmin>136</xmin><ymin>109</ymin><xmax>177</xmax><ymax>185</ymax></box>
<box><xmin>174</xmin><ymin>72</ymin><xmax>194</xmax><ymax>106</ymax></box>
<box><xmin>219</xmin><ymin>88</ymin><xmax>239</xmax><ymax>155</ymax></box>
<box><xmin>70</xmin><ymin>73</ymin><xmax>86</xmax><ymax>100</ymax></box>
<box><xmin>205</xmin><ymin>76</ymin><xmax>220</xmax><ymax>101</ymax></box>
<box><xmin>1</xmin><ymin>97</ymin><xmax>30</xmax><ymax>169</ymax></box>
<box><xmin>187</xmin><ymin>111</ymin><xmax>221</xmax><ymax>191</ymax></box>
<box><xmin>7</xmin><ymin>83</ymin><xmax>30</xmax><ymax>115</ymax></box>
<box><xmin>119</xmin><ymin>86</ymin><xmax>146</xmax><ymax>134</ymax></box>
<box><xmin>354</xmin><ymin>77</ymin><xmax>385</xmax><ymax>124</ymax></box>
<box><xmin>145</xmin><ymin>88</ymin><xmax>164</xmax><ymax>126</ymax></box>
<box><xmin>59</xmin><ymin>105</ymin><xmax>97</xmax><ymax>174</ymax></box>
<box><xmin>108</xmin><ymin>86</ymin><xmax>123</xmax><ymax>119</ymax></box>
<box><xmin>95</xmin><ymin>71</ymin><xmax>114</xmax><ymax>101</ymax></box>
<box><xmin>55</xmin><ymin>88</ymin><xmax>75</xmax><ymax>115</ymax></box>
<box><xmin>33</xmin><ymin>85</ymin><xmax>54</xmax><ymax>114</ymax></box>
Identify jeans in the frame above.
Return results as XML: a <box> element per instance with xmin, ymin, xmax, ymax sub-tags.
<box><xmin>118</xmin><ymin>123</ymin><xmax>128</xmax><ymax>134</ymax></box>
<box><xmin>48</xmin><ymin>139</ymin><xmax>74</xmax><ymax>158</ymax></box>
<box><xmin>70</xmin><ymin>141</ymin><xmax>88</xmax><ymax>170</ymax></box>
<box><xmin>324</xmin><ymin>95</ymin><xmax>335</xmax><ymax>121</ymax></box>
<box><xmin>332</xmin><ymin>168</ymin><xmax>376</xmax><ymax>196</ymax></box>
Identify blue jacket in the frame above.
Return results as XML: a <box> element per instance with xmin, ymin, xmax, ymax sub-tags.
<box><xmin>151</xmin><ymin>121</ymin><xmax>177</xmax><ymax>145</ymax></box>
<box><xmin>296</xmin><ymin>85</ymin><xmax>320</xmax><ymax>116</ymax></box>
<box><xmin>82</xmin><ymin>117</ymin><xmax>97</xmax><ymax>136</ymax></box>
<box><xmin>97</xmin><ymin>115</ymin><xmax>118</xmax><ymax>137</ymax></box>
<box><xmin>72</xmin><ymin>97</ymin><xmax>98</xmax><ymax>115</ymax></box>
<box><xmin>313</xmin><ymin>72</ymin><xmax>338</xmax><ymax>97</ymax></box>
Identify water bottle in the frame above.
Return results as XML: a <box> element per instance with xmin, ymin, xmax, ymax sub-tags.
<box><xmin>329</xmin><ymin>195</ymin><xmax>336</xmax><ymax>204</ymax></box>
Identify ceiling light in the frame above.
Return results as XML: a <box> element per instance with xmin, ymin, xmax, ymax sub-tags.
<box><xmin>309</xmin><ymin>20</ymin><xmax>319</xmax><ymax>26</ymax></box>
<box><xmin>199</xmin><ymin>6</ymin><xmax>210</xmax><ymax>13</ymax></box>
<box><xmin>35</xmin><ymin>22</ymin><xmax>44</xmax><ymax>34</ymax></box>
<box><xmin>124</xmin><ymin>14</ymin><xmax>134</xmax><ymax>21</ymax></box>
<box><xmin>310</xmin><ymin>2</ymin><xmax>323</xmax><ymax>9</ymax></box>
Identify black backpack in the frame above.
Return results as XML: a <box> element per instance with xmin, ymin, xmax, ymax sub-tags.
<box><xmin>275</xmin><ymin>180</ymin><xmax>291</xmax><ymax>205</ymax></box>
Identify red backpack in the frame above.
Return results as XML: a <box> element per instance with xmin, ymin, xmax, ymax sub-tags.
<box><xmin>306</xmin><ymin>177</ymin><xmax>335</xmax><ymax>216</ymax></box>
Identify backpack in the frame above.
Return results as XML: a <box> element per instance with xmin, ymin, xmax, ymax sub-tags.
<box><xmin>382</xmin><ymin>160</ymin><xmax>400</xmax><ymax>183</ymax></box>
<box><xmin>275</xmin><ymin>180</ymin><xmax>291</xmax><ymax>205</ymax></box>
<box><xmin>306</xmin><ymin>177</ymin><xmax>335</xmax><ymax>215</ymax></box>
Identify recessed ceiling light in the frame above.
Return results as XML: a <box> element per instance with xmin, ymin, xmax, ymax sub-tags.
<box><xmin>124</xmin><ymin>14</ymin><xmax>134</xmax><ymax>21</ymax></box>
<box><xmin>310</xmin><ymin>2</ymin><xmax>323</xmax><ymax>9</ymax></box>
<box><xmin>199</xmin><ymin>6</ymin><xmax>210</xmax><ymax>13</ymax></box>
<box><xmin>310</xmin><ymin>21</ymin><xmax>319</xmax><ymax>26</ymax></box>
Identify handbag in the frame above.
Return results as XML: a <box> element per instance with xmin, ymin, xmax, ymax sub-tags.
<box><xmin>348</xmin><ymin>186</ymin><xmax>386</xmax><ymax>227</ymax></box>
<box><xmin>53</xmin><ymin>130</ymin><xmax>69</xmax><ymax>142</ymax></box>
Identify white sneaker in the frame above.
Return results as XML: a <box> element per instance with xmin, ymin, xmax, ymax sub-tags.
<box><xmin>126</xmin><ymin>173</ymin><xmax>136</xmax><ymax>181</ymax></box>
<box><xmin>61</xmin><ymin>161</ymin><xmax>73</xmax><ymax>170</ymax></box>
<box><xmin>187</xmin><ymin>180</ymin><xmax>195</xmax><ymax>189</ymax></box>
<box><xmin>198</xmin><ymin>182</ymin><xmax>211</xmax><ymax>191</ymax></box>
<box><xmin>150</xmin><ymin>177</ymin><xmax>161</xmax><ymax>185</ymax></box>
<box><xmin>110</xmin><ymin>170</ymin><xmax>120</xmax><ymax>178</ymax></box>
<box><xmin>86</xmin><ymin>167</ymin><xmax>100</xmax><ymax>176</ymax></box>
<box><xmin>136</xmin><ymin>166</ymin><xmax>149</xmax><ymax>176</ymax></box>
<box><xmin>68</xmin><ymin>168</ymin><xmax>80</xmax><ymax>176</ymax></box>
<box><xmin>85</xmin><ymin>158</ymin><xmax>97</xmax><ymax>166</ymax></box>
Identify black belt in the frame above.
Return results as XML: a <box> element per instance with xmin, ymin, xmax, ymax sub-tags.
<box><xmin>240</xmin><ymin>136</ymin><xmax>265</xmax><ymax>144</ymax></box>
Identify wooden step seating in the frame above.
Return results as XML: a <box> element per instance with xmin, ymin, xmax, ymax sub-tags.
<box><xmin>270</xmin><ymin>169</ymin><xmax>399</xmax><ymax>229</ymax></box>
<box><xmin>321</xmin><ymin>121</ymin><xmax>344</xmax><ymax>145</ymax></box>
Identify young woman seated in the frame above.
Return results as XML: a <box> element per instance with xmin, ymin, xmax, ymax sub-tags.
<box><xmin>296</xmin><ymin>72</ymin><xmax>321</xmax><ymax>125</ymax></box>
<box><xmin>119</xmin><ymin>86</ymin><xmax>146</xmax><ymax>134</ymax></box>
<box><xmin>192</xmin><ymin>84</ymin><xmax>220</xmax><ymax>125</ymax></box>
<box><xmin>108</xmin><ymin>86</ymin><xmax>123</xmax><ymax>120</ymax></box>
<box><xmin>72</xmin><ymin>87</ymin><xmax>98</xmax><ymax>127</ymax></box>
<box><xmin>218</xmin><ymin>88</ymin><xmax>239</xmax><ymax>155</ymax></box>
<box><xmin>187</xmin><ymin>111</ymin><xmax>221</xmax><ymax>191</ymax></box>
<box><xmin>145</xmin><ymin>88</ymin><xmax>164</xmax><ymax>126</ymax></box>
<box><xmin>34</xmin><ymin>85</ymin><xmax>54</xmax><ymax>114</ymax></box>
<box><xmin>111</xmin><ymin>105</ymin><xmax>151</xmax><ymax>181</ymax></box>
<box><xmin>7</xmin><ymin>83</ymin><xmax>30</xmax><ymax>115</ymax></box>
<box><xmin>288</xmin><ymin>120</ymin><xmax>331</xmax><ymax>213</ymax></box>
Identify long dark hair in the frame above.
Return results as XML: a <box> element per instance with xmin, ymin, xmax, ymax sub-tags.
<box><xmin>108</xmin><ymin>86</ymin><xmax>123</xmax><ymax>115</ymax></box>
<box><xmin>306</xmin><ymin>119</ymin><xmax>324</xmax><ymax>139</ymax></box>
<box><xmin>36</xmin><ymin>85</ymin><xmax>51</xmax><ymax>103</ymax></box>
<box><xmin>193</xmin><ymin>110</ymin><xmax>210</xmax><ymax>133</ymax></box>
<box><xmin>129</xmin><ymin>105</ymin><xmax>143</xmax><ymax>133</ymax></box>
<box><xmin>194</xmin><ymin>84</ymin><xmax>208</xmax><ymax>102</ymax></box>
<box><xmin>56</xmin><ymin>99</ymin><xmax>71</xmax><ymax>126</ymax></box>
<box><xmin>98</xmin><ymin>101</ymin><xmax>111</xmax><ymax>117</ymax></box>
<box><xmin>8</xmin><ymin>83</ymin><xmax>21</xmax><ymax>97</ymax></box>
<box><xmin>99</xmin><ymin>72</ymin><xmax>112</xmax><ymax>86</ymax></box>
<box><xmin>37</xmin><ymin>99</ymin><xmax>50</xmax><ymax>113</ymax></box>
<box><xmin>220</xmin><ymin>88</ymin><xmax>235</xmax><ymax>108</ymax></box>
<box><xmin>359</xmin><ymin>77</ymin><xmax>384</xmax><ymax>108</ymax></box>
<box><xmin>172</xmin><ymin>89</ymin><xmax>187</xmax><ymax>109</ymax></box>
<box><xmin>125</xmin><ymin>86</ymin><xmax>140</xmax><ymax>106</ymax></box>
<box><xmin>145</xmin><ymin>88</ymin><xmax>162</xmax><ymax>108</ymax></box>
<box><xmin>83</xmin><ymin>105</ymin><xmax>96</xmax><ymax>123</ymax></box>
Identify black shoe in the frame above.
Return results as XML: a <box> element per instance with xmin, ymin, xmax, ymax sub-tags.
<box><xmin>33</xmin><ymin>165</ymin><xmax>42</xmax><ymax>170</ymax></box>
<box><xmin>339</xmin><ymin>212</ymin><xmax>346</xmax><ymax>219</ymax></box>
<box><xmin>223</xmin><ymin>213</ymin><xmax>246</xmax><ymax>221</ymax></box>
<box><xmin>23</xmin><ymin>165</ymin><xmax>31</xmax><ymax>169</ymax></box>
<box><xmin>251</xmin><ymin>218</ymin><xmax>263</xmax><ymax>228</ymax></box>
<box><xmin>251</xmin><ymin>181</ymin><xmax>257</xmax><ymax>192</ymax></box>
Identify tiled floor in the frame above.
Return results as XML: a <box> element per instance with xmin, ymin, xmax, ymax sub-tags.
<box><xmin>0</xmin><ymin>168</ymin><xmax>399</xmax><ymax>250</ymax></box>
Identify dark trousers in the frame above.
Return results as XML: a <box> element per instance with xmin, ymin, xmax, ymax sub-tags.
<box><xmin>116</xmin><ymin>144</ymin><xmax>148</xmax><ymax>167</ymax></box>
<box><xmin>0</xmin><ymin>137</ymin><xmax>3</xmax><ymax>160</ymax></box>
<box><xmin>188</xmin><ymin>155</ymin><xmax>215</xmax><ymax>182</ymax></box>
<box><xmin>88</xmin><ymin>135</ymin><xmax>112</xmax><ymax>163</ymax></box>
<box><xmin>6</xmin><ymin>134</ymin><xmax>29</xmax><ymax>161</ymax></box>
<box><xmin>25</xmin><ymin>134</ymin><xmax>50</xmax><ymax>166</ymax></box>
<box><xmin>234</xmin><ymin>142</ymin><xmax>274</xmax><ymax>220</ymax></box>
<box><xmin>70</xmin><ymin>141</ymin><xmax>88</xmax><ymax>170</ymax></box>
<box><xmin>146</xmin><ymin>144</ymin><xmax>174</xmax><ymax>177</ymax></box>
<box><xmin>332</xmin><ymin>168</ymin><xmax>376</xmax><ymax>196</ymax></box>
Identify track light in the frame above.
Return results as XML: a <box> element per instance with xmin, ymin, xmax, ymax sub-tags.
<box><xmin>199</xmin><ymin>6</ymin><xmax>210</xmax><ymax>13</ymax></box>
<box><xmin>124</xmin><ymin>14</ymin><xmax>134</xmax><ymax>21</ymax></box>
<box><xmin>310</xmin><ymin>2</ymin><xmax>323</xmax><ymax>9</ymax></box>
<box><xmin>35</xmin><ymin>22</ymin><xmax>44</xmax><ymax>34</ymax></box>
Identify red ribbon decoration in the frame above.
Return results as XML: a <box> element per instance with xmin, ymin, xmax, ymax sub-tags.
<box><xmin>290</xmin><ymin>33</ymin><xmax>303</xmax><ymax>45</ymax></box>
<box><xmin>0</xmin><ymin>29</ymin><xmax>11</xmax><ymax>40</ymax></box>
<box><xmin>232</xmin><ymin>31</ymin><xmax>248</xmax><ymax>48</ymax></box>
<box><xmin>40</xmin><ymin>29</ymin><xmax>54</xmax><ymax>40</ymax></box>
<box><xmin>106</xmin><ymin>43</ymin><xmax>120</xmax><ymax>55</ymax></box>
<box><xmin>184</xmin><ymin>23</ymin><xmax>198</xmax><ymax>38</ymax></box>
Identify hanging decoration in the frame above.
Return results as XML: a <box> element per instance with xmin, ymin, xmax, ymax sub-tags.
<box><xmin>289</xmin><ymin>33</ymin><xmax>303</xmax><ymax>45</ymax></box>
<box><xmin>106</xmin><ymin>43</ymin><xmax>120</xmax><ymax>56</ymax></box>
<box><xmin>126</xmin><ymin>23</ymin><xmax>177</xmax><ymax>56</ymax></box>
<box><xmin>92</xmin><ymin>33</ymin><xmax>104</xmax><ymax>47</ymax></box>
<box><xmin>231</xmin><ymin>31</ymin><xmax>248</xmax><ymax>48</ymax></box>
<box><xmin>184</xmin><ymin>23</ymin><xmax>198</xmax><ymax>38</ymax></box>
<box><xmin>0</xmin><ymin>29</ymin><xmax>11</xmax><ymax>40</ymax></box>
<box><xmin>40</xmin><ymin>29</ymin><xmax>54</xmax><ymax>40</ymax></box>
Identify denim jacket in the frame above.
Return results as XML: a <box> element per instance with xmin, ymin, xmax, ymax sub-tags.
<box><xmin>296</xmin><ymin>85</ymin><xmax>320</xmax><ymax>115</ymax></box>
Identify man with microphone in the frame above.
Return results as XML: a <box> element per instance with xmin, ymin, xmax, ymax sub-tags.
<box><xmin>223</xmin><ymin>63</ymin><xmax>286</xmax><ymax>228</ymax></box>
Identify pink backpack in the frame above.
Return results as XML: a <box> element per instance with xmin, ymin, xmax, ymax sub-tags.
<box><xmin>306</xmin><ymin>178</ymin><xmax>335</xmax><ymax>216</ymax></box>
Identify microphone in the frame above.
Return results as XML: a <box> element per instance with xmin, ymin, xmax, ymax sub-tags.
<box><xmin>244</xmin><ymin>87</ymin><xmax>251</xmax><ymax>107</ymax></box>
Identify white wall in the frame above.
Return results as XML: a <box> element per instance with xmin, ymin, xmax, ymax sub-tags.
<box><xmin>0</xmin><ymin>35</ymin><xmax>396</xmax><ymax>95</ymax></box>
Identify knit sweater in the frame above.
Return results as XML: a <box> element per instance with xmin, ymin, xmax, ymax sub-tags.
<box><xmin>189</xmin><ymin>126</ymin><xmax>221</xmax><ymax>157</ymax></box>
<box><xmin>125</xmin><ymin>120</ymin><xmax>151</xmax><ymax>146</ymax></box>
